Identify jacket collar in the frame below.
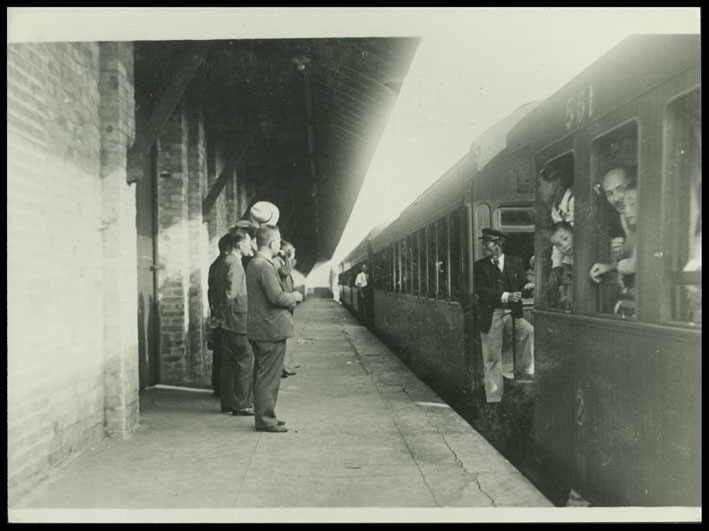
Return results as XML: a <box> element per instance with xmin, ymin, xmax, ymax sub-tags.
<box><xmin>255</xmin><ymin>250</ymin><xmax>275</xmax><ymax>265</ymax></box>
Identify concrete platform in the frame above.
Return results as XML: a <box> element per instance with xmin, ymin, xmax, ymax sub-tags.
<box><xmin>10</xmin><ymin>299</ymin><xmax>553</xmax><ymax>522</ymax></box>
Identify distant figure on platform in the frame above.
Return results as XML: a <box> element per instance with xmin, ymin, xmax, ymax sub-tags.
<box><xmin>247</xmin><ymin>225</ymin><xmax>303</xmax><ymax>433</ymax></box>
<box><xmin>275</xmin><ymin>239</ymin><xmax>299</xmax><ymax>378</ymax></box>
<box><xmin>355</xmin><ymin>264</ymin><xmax>370</xmax><ymax>325</ymax></box>
<box><xmin>474</xmin><ymin>228</ymin><xmax>535</xmax><ymax>403</ymax></box>
<box><xmin>213</xmin><ymin>230</ymin><xmax>256</xmax><ymax>416</ymax></box>
<box><xmin>207</xmin><ymin>233</ymin><xmax>235</xmax><ymax>398</ymax></box>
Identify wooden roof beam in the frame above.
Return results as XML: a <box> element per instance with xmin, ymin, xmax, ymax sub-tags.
<box><xmin>128</xmin><ymin>40</ymin><xmax>213</xmax><ymax>183</ymax></box>
<box><xmin>202</xmin><ymin>126</ymin><xmax>257</xmax><ymax>217</ymax></box>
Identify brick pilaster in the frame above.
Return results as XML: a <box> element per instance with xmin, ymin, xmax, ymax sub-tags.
<box><xmin>186</xmin><ymin>102</ymin><xmax>209</xmax><ymax>379</ymax></box>
<box><xmin>98</xmin><ymin>41</ymin><xmax>139</xmax><ymax>438</ymax></box>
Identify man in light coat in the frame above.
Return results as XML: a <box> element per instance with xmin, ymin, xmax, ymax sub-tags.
<box><xmin>246</xmin><ymin>225</ymin><xmax>303</xmax><ymax>432</ymax></box>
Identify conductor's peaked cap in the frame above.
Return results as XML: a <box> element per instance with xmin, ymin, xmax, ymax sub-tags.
<box><xmin>479</xmin><ymin>228</ymin><xmax>509</xmax><ymax>242</ymax></box>
<box><xmin>249</xmin><ymin>201</ymin><xmax>280</xmax><ymax>226</ymax></box>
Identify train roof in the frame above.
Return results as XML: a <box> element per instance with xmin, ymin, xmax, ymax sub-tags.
<box><xmin>506</xmin><ymin>34</ymin><xmax>701</xmax><ymax>154</ymax></box>
<box><xmin>340</xmin><ymin>220</ymin><xmax>392</xmax><ymax>271</ymax></box>
<box><xmin>368</xmin><ymin>101</ymin><xmax>541</xmax><ymax>254</ymax></box>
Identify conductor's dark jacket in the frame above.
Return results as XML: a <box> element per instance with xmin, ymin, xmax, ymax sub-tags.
<box><xmin>473</xmin><ymin>254</ymin><xmax>527</xmax><ymax>333</ymax></box>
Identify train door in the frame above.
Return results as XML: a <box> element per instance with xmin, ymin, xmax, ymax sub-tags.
<box><xmin>532</xmin><ymin>146</ymin><xmax>578</xmax><ymax>493</ymax></box>
<box><xmin>494</xmin><ymin>204</ymin><xmax>535</xmax><ymax>375</ymax></box>
<box><xmin>468</xmin><ymin>202</ymin><xmax>492</xmax><ymax>391</ymax></box>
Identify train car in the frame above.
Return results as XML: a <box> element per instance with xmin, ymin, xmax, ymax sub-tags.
<box><xmin>505</xmin><ymin>34</ymin><xmax>701</xmax><ymax>506</ymax></box>
<box><xmin>341</xmin><ymin>100</ymin><xmax>539</xmax><ymax>400</ymax></box>
<box><xmin>338</xmin><ymin>35</ymin><xmax>700</xmax><ymax>506</ymax></box>
<box><xmin>339</xmin><ymin>222</ymin><xmax>390</xmax><ymax>321</ymax></box>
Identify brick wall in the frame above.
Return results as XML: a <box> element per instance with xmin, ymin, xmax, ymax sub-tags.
<box><xmin>156</xmin><ymin>99</ymin><xmax>248</xmax><ymax>386</ymax></box>
<box><xmin>7</xmin><ymin>41</ymin><xmax>138</xmax><ymax>501</ymax></box>
<box><xmin>156</xmin><ymin>102</ymin><xmax>191</xmax><ymax>384</ymax></box>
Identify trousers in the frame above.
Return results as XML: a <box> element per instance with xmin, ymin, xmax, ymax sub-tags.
<box><xmin>219</xmin><ymin>330</ymin><xmax>254</xmax><ymax>411</ymax></box>
<box><xmin>211</xmin><ymin>331</ymin><xmax>222</xmax><ymax>396</ymax></box>
<box><xmin>250</xmin><ymin>339</ymin><xmax>287</xmax><ymax>428</ymax></box>
<box><xmin>480</xmin><ymin>309</ymin><xmax>534</xmax><ymax>403</ymax></box>
<box><xmin>282</xmin><ymin>338</ymin><xmax>296</xmax><ymax>372</ymax></box>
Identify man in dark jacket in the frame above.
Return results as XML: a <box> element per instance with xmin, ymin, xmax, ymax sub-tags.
<box><xmin>207</xmin><ymin>233</ymin><xmax>234</xmax><ymax>398</ymax></box>
<box><xmin>247</xmin><ymin>225</ymin><xmax>303</xmax><ymax>432</ymax></box>
<box><xmin>213</xmin><ymin>230</ymin><xmax>255</xmax><ymax>416</ymax></box>
<box><xmin>473</xmin><ymin>228</ymin><xmax>535</xmax><ymax>403</ymax></box>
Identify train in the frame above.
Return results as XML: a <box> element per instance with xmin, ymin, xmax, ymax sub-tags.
<box><xmin>337</xmin><ymin>35</ymin><xmax>701</xmax><ymax>507</ymax></box>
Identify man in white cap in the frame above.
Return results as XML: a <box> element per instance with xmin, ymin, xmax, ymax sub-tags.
<box><xmin>249</xmin><ymin>201</ymin><xmax>280</xmax><ymax>227</ymax></box>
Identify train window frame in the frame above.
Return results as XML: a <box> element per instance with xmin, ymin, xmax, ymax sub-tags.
<box><xmin>402</xmin><ymin>237</ymin><xmax>411</xmax><ymax>294</ymax></box>
<box><xmin>436</xmin><ymin>215</ymin><xmax>449</xmax><ymax>299</ymax></box>
<box><xmin>661</xmin><ymin>86</ymin><xmax>701</xmax><ymax>328</ymax></box>
<box><xmin>474</xmin><ymin>203</ymin><xmax>491</xmax><ymax>261</ymax></box>
<box><xmin>419</xmin><ymin>227</ymin><xmax>427</xmax><ymax>298</ymax></box>
<box><xmin>412</xmin><ymin>230</ymin><xmax>420</xmax><ymax>297</ymax></box>
<box><xmin>534</xmin><ymin>149</ymin><xmax>576</xmax><ymax>314</ymax></box>
<box><xmin>588</xmin><ymin>118</ymin><xmax>641</xmax><ymax>321</ymax></box>
<box><xmin>449</xmin><ymin>208</ymin><xmax>464</xmax><ymax>302</ymax></box>
<box><xmin>496</xmin><ymin>205</ymin><xmax>535</xmax><ymax>231</ymax></box>
<box><xmin>427</xmin><ymin>221</ymin><xmax>438</xmax><ymax>298</ymax></box>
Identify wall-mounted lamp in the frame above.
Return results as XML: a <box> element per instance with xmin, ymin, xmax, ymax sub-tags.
<box><xmin>292</xmin><ymin>56</ymin><xmax>311</xmax><ymax>72</ymax></box>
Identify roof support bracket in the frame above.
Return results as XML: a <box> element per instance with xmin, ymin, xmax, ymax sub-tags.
<box><xmin>201</xmin><ymin>126</ymin><xmax>257</xmax><ymax>218</ymax></box>
<box><xmin>127</xmin><ymin>41</ymin><xmax>213</xmax><ymax>183</ymax></box>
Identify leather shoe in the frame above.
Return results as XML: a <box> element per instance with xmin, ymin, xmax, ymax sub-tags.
<box><xmin>281</xmin><ymin>371</ymin><xmax>289</xmax><ymax>379</ymax></box>
<box><xmin>284</xmin><ymin>370</ymin><xmax>297</xmax><ymax>376</ymax></box>
<box><xmin>277</xmin><ymin>420</ymin><xmax>286</xmax><ymax>426</ymax></box>
<box><xmin>232</xmin><ymin>407</ymin><xmax>255</xmax><ymax>416</ymax></box>
<box><xmin>256</xmin><ymin>425</ymin><xmax>288</xmax><ymax>433</ymax></box>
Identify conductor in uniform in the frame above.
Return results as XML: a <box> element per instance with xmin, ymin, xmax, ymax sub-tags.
<box><xmin>473</xmin><ymin>228</ymin><xmax>535</xmax><ymax>403</ymax></box>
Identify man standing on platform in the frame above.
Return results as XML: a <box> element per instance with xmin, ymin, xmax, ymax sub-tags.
<box><xmin>473</xmin><ymin>228</ymin><xmax>535</xmax><ymax>404</ymax></box>
<box><xmin>207</xmin><ymin>233</ymin><xmax>234</xmax><ymax>398</ymax></box>
<box><xmin>213</xmin><ymin>230</ymin><xmax>255</xmax><ymax>416</ymax></box>
<box><xmin>354</xmin><ymin>264</ymin><xmax>370</xmax><ymax>324</ymax></box>
<box><xmin>247</xmin><ymin>225</ymin><xmax>303</xmax><ymax>433</ymax></box>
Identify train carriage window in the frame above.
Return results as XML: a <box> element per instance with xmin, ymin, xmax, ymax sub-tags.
<box><xmin>419</xmin><ymin>227</ymin><xmax>427</xmax><ymax>297</ymax></box>
<box><xmin>386</xmin><ymin>245</ymin><xmax>393</xmax><ymax>292</ymax></box>
<box><xmin>401</xmin><ymin>238</ymin><xmax>410</xmax><ymax>294</ymax></box>
<box><xmin>589</xmin><ymin>123</ymin><xmax>638</xmax><ymax>318</ymax></box>
<box><xmin>665</xmin><ymin>89</ymin><xmax>701</xmax><ymax>325</ymax></box>
<box><xmin>373</xmin><ymin>251</ymin><xmax>385</xmax><ymax>290</ymax></box>
<box><xmin>394</xmin><ymin>241</ymin><xmax>401</xmax><ymax>293</ymax></box>
<box><xmin>412</xmin><ymin>231</ymin><xmax>420</xmax><ymax>296</ymax></box>
<box><xmin>437</xmin><ymin>217</ymin><xmax>449</xmax><ymax>299</ymax></box>
<box><xmin>427</xmin><ymin>222</ymin><xmax>437</xmax><ymax>297</ymax></box>
<box><xmin>449</xmin><ymin>209</ymin><xmax>463</xmax><ymax>301</ymax></box>
<box><xmin>536</xmin><ymin>153</ymin><xmax>575</xmax><ymax>311</ymax></box>
<box><xmin>498</xmin><ymin>205</ymin><xmax>535</xmax><ymax>297</ymax></box>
